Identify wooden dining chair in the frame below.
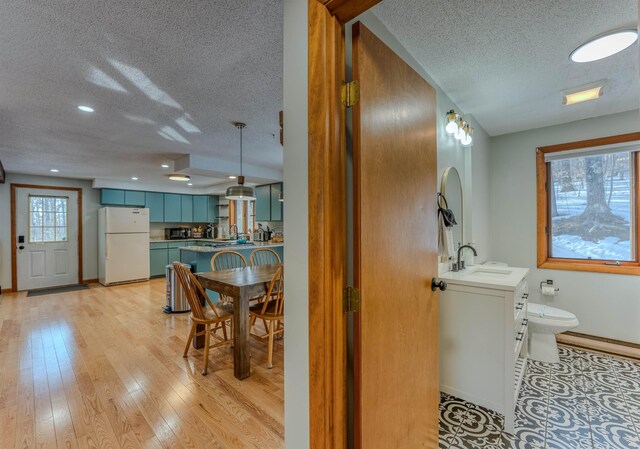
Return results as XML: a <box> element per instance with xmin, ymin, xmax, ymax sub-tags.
<box><xmin>249</xmin><ymin>266</ymin><xmax>284</xmax><ymax>369</ymax></box>
<box><xmin>173</xmin><ymin>262</ymin><xmax>233</xmax><ymax>375</ymax></box>
<box><xmin>210</xmin><ymin>250</ymin><xmax>247</xmax><ymax>304</ymax></box>
<box><xmin>249</xmin><ymin>248</ymin><xmax>282</xmax><ymax>267</ymax></box>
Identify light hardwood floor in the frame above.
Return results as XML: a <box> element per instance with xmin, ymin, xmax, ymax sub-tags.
<box><xmin>0</xmin><ymin>279</ymin><xmax>284</xmax><ymax>449</ymax></box>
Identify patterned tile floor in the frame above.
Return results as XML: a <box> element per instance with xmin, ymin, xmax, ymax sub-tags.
<box><xmin>439</xmin><ymin>346</ymin><xmax>640</xmax><ymax>449</ymax></box>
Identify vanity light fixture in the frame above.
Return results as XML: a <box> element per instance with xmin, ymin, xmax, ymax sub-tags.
<box><xmin>563</xmin><ymin>86</ymin><xmax>603</xmax><ymax>105</ymax></box>
<box><xmin>454</xmin><ymin>119</ymin><xmax>467</xmax><ymax>140</ymax></box>
<box><xmin>570</xmin><ymin>29</ymin><xmax>638</xmax><ymax>63</ymax></box>
<box><xmin>168</xmin><ymin>173</ymin><xmax>191</xmax><ymax>182</ymax></box>
<box><xmin>226</xmin><ymin>122</ymin><xmax>256</xmax><ymax>201</ymax></box>
<box><xmin>445</xmin><ymin>110</ymin><xmax>460</xmax><ymax>134</ymax></box>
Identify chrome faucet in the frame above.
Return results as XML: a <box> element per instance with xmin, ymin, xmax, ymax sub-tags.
<box><xmin>229</xmin><ymin>224</ymin><xmax>238</xmax><ymax>240</ymax></box>
<box><xmin>454</xmin><ymin>244</ymin><xmax>478</xmax><ymax>271</ymax></box>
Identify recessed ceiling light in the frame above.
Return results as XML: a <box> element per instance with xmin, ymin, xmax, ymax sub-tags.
<box><xmin>77</xmin><ymin>105</ymin><xmax>95</xmax><ymax>112</ymax></box>
<box><xmin>228</xmin><ymin>175</ymin><xmax>237</xmax><ymax>180</ymax></box>
<box><xmin>50</xmin><ymin>169</ymin><xmax>59</xmax><ymax>173</ymax></box>
<box><xmin>131</xmin><ymin>177</ymin><xmax>139</xmax><ymax>180</ymax></box>
<box><xmin>187</xmin><ymin>183</ymin><xmax>193</xmax><ymax>186</ymax></box>
<box><xmin>168</xmin><ymin>174</ymin><xmax>190</xmax><ymax>182</ymax></box>
<box><xmin>161</xmin><ymin>164</ymin><xmax>169</xmax><ymax>168</ymax></box>
<box><xmin>563</xmin><ymin>86</ymin><xmax>603</xmax><ymax>105</ymax></box>
<box><xmin>570</xmin><ymin>30</ymin><xmax>638</xmax><ymax>63</ymax></box>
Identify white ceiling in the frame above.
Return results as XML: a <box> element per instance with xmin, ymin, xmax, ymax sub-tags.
<box><xmin>372</xmin><ymin>0</ymin><xmax>639</xmax><ymax>136</ymax></box>
<box><xmin>0</xmin><ymin>0</ymin><xmax>283</xmax><ymax>191</ymax></box>
<box><xmin>0</xmin><ymin>1</ymin><xmax>637</xmax><ymax>189</ymax></box>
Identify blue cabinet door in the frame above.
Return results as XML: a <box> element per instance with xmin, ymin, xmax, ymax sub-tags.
<box><xmin>193</xmin><ymin>196</ymin><xmax>208</xmax><ymax>222</ymax></box>
<box><xmin>207</xmin><ymin>195</ymin><xmax>219</xmax><ymax>222</ymax></box>
<box><xmin>168</xmin><ymin>248</ymin><xmax>181</xmax><ymax>264</ymax></box>
<box><xmin>124</xmin><ymin>190</ymin><xmax>146</xmax><ymax>206</ymax></box>
<box><xmin>164</xmin><ymin>194</ymin><xmax>181</xmax><ymax>222</ymax></box>
<box><xmin>150</xmin><ymin>249</ymin><xmax>168</xmax><ymax>277</ymax></box>
<box><xmin>101</xmin><ymin>189</ymin><xmax>125</xmax><ymax>205</ymax></box>
<box><xmin>270</xmin><ymin>183</ymin><xmax>283</xmax><ymax>221</ymax></box>
<box><xmin>145</xmin><ymin>192</ymin><xmax>165</xmax><ymax>223</ymax></box>
<box><xmin>255</xmin><ymin>185</ymin><xmax>271</xmax><ymax>221</ymax></box>
<box><xmin>181</xmin><ymin>195</ymin><xmax>193</xmax><ymax>222</ymax></box>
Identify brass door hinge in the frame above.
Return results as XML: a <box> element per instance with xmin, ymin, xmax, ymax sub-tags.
<box><xmin>343</xmin><ymin>286</ymin><xmax>360</xmax><ymax>313</ymax></box>
<box><xmin>341</xmin><ymin>80</ymin><xmax>359</xmax><ymax>107</ymax></box>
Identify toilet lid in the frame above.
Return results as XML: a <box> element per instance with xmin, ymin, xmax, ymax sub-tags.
<box><xmin>527</xmin><ymin>303</ymin><xmax>576</xmax><ymax>322</ymax></box>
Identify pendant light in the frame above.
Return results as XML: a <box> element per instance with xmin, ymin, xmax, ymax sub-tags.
<box><xmin>226</xmin><ymin>122</ymin><xmax>256</xmax><ymax>201</ymax></box>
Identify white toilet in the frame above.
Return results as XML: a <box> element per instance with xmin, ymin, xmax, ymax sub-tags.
<box><xmin>527</xmin><ymin>303</ymin><xmax>579</xmax><ymax>363</ymax></box>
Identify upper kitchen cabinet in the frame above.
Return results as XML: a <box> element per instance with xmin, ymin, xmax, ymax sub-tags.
<box><xmin>124</xmin><ymin>190</ymin><xmax>146</xmax><ymax>206</ymax></box>
<box><xmin>181</xmin><ymin>195</ymin><xmax>193</xmax><ymax>222</ymax></box>
<box><xmin>255</xmin><ymin>183</ymin><xmax>283</xmax><ymax>222</ymax></box>
<box><xmin>163</xmin><ymin>193</ymin><xmax>182</xmax><ymax>222</ymax></box>
<box><xmin>145</xmin><ymin>192</ymin><xmax>164</xmax><ymax>222</ymax></box>
<box><xmin>100</xmin><ymin>188</ymin><xmax>125</xmax><ymax>205</ymax></box>
<box><xmin>270</xmin><ymin>182</ymin><xmax>283</xmax><ymax>221</ymax></box>
<box><xmin>255</xmin><ymin>185</ymin><xmax>272</xmax><ymax>221</ymax></box>
<box><xmin>193</xmin><ymin>196</ymin><xmax>208</xmax><ymax>222</ymax></box>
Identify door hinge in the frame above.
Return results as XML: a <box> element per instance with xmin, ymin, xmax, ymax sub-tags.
<box><xmin>341</xmin><ymin>80</ymin><xmax>359</xmax><ymax>107</ymax></box>
<box><xmin>343</xmin><ymin>286</ymin><xmax>360</xmax><ymax>313</ymax></box>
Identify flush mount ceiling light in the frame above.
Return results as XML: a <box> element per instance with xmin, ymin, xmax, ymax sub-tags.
<box><xmin>50</xmin><ymin>168</ymin><xmax>59</xmax><ymax>173</ymax></box>
<box><xmin>131</xmin><ymin>177</ymin><xmax>138</xmax><ymax>180</ymax></box>
<box><xmin>161</xmin><ymin>164</ymin><xmax>169</xmax><ymax>168</ymax></box>
<box><xmin>226</xmin><ymin>123</ymin><xmax>256</xmax><ymax>201</ymax></box>
<box><xmin>228</xmin><ymin>175</ymin><xmax>237</xmax><ymax>180</ymax></box>
<box><xmin>445</xmin><ymin>110</ymin><xmax>460</xmax><ymax>134</ymax></box>
<box><xmin>570</xmin><ymin>29</ymin><xmax>638</xmax><ymax>63</ymax></box>
<box><xmin>187</xmin><ymin>183</ymin><xmax>193</xmax><ymax>186</ymax></box>
<box><xmin>77</xmin><ymin>105</ymin><xmax>94</xmax><ymax>112</ymax></box>
<box><xmin>168</xmin><ymin>173</ymin><xmax>190</xmax><ymax>182</ymax></box>
<box><xmin>563</xmin><ymin>86</ymin><xmax>603</xmax><ymax>105</ymax></box>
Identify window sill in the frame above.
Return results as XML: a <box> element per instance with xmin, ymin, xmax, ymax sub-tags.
<box><xmin>538</xmin><ymin>259</ymin><xmax>640</xmax><ymax>276</ymax></box>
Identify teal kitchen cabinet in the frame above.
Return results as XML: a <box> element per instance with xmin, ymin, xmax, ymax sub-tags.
<box><xmin>164</xmin><ymin>194</ymin><xmax>182</xmax><ymax>222</ymax></box>
<box><xmin>193</xmin><ymin>196</ymin><xmax>208</xmax><ymax>222</ymax></box>
<box><xmin>100</xmin><ymin>189</ymin><xmax>125</xmax><ymax>205</ymax></box>
<box><xmin>124</xmin><ymin>190</ymin><xmax>146</xmax><ymax>206</ymax></box>
<box><xmin>145</xmin><ymin>192</ymin><xmax>165</xmax><ymax>222</ymax></box>
<box><xmin>181</xmin><ymin>195</ymin><xmax>193</xmax><ymax>222</ymax></box>
<box><xmin>150</xmin><ymin>248</ymin><xmax>168</xmax><ymax>277</ymax></box>
<box><xmin>207</xmin><ymin>195</ymin><xmax>219</xmax><ymax>222</ymax></box>
<box><xmin>270</xmin><ymin>183</ymin><xmax>283</xmax><ymax>221</ymax></box>
<box><xmin>255</xmin><ymin>185</ymin><xmax>271</xmax><ymax>221</ymax></box>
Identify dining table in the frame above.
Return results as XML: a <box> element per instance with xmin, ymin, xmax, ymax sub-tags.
<box><xmin>195</xmin><ymin>264</ymin><xmax>282</xmax><ymax>380</ymax></box>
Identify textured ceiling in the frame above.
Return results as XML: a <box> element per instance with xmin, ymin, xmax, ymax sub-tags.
<box><xmin>0</xmin><ymin>0</ymin><xmax>283</xmax><ymax>189</ymax></box>
<box><xmin>372</xmin><ymin>0</ymin><xmax>639</xmax><ymax>136</ymax></box>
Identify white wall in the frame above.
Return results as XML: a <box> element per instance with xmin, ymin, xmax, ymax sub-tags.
<box><xmin>0</xmin><ymin>173</ymin><xmax>101</xmax><ymax>290</ymax></box>
<box><xmin>282</xmin><ymin>0</ymin><xmax>309</xmax><ymax>448</ymax></box>
<box><xmin>490</xmin><ymin>109</ymin><xmax>640</xmax><ymax>344</ymax></box>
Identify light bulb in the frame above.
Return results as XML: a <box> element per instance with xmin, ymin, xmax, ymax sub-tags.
<box><xmin>461</xmin><ymin>126</ymin><xmax>473</xmax><ymax>146</ymax></box>
<box><xmin>445</xmin><ymin>110</ymin><xmax>459</xmax><ymax>134</ymax></box>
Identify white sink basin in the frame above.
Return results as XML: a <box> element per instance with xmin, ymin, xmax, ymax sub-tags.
<box><xmin>439</xmin><ymin>264</ymin><xmax>529</xmax><ymax>291</ymax></box>
<box><xmin>466</xmin><ymin>267</ymin><xmax>513</xmax><ymax>278</ymax></box>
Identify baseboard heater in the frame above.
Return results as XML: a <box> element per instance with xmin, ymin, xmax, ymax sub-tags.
<box><xmin>557</xmin><ymin>331</ymin><xmax>640</xmax><ymax>360</ymax></box>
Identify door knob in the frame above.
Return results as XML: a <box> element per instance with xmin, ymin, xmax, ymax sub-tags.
<box><xmin>18</xmin><ymin>245</ymin><xmax>24</xmax><ymax>250</ymax></box>
<box><xmin>431</xmin><ymin>278</ymin><xmax>447</xmax><ymax>292</ymax></box>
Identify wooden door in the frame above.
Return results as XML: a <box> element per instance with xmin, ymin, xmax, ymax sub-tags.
<box><xmin>352</xmin><ymin>22</ymin><xmax>439</xmax><ymax>449</ymax></box>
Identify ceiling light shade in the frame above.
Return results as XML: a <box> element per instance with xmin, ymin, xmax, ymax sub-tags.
<box><xmin>77</xmin><ymin>105</ymin><xmax>94</xmax><ymax>112</ymax></box>
<box><xmin>168</xmin><ymin>173</ymin><xmax>190</xmax><ymax>182</ymax></box>
<box><xmin>226</xmin><ymin>123</ymin><xmax>256</xmax><ymax>201</ymax></box>
<box><xmin>461</xmin><ymin>125</ymin><xmax>473</xmax><ymax>146</ymax></box>
<box><xmin>454</xmin><ymin>120</ymin><xmax>466</xmax><ymax>140</ymax></box>
<box><xmin>445</xmin><ymin>110</ymin><xmax>460</xmax><ymax>134</ymax></box>
<box><xmin>570</xmin><ymin>30</ymin><xmax>638</xmax><ymax>63</ymax></box>
<box><xmin>563</xmin><ymin>86</ymin><xmax>603</xmax><ymax>105</ymax></box>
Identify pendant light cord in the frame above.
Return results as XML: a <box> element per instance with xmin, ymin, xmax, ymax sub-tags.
<box><xmin>240</xmin><ymin>125</ymin><xmax>243</xmax><ymax>177</ymax></box>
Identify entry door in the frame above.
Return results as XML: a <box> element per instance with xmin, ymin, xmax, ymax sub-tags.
<box><xmin>15</xmin><ymin>187</ymin><xmax>79</xmax><ymax>290</ymax></box>
<box><xmin>352</xmin><ymin>23</ymin><xmax>439</xmax><ymax>449</ymax></box>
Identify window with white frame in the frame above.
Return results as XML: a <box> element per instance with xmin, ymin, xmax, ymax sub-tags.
<box><xmin>29</xmin><ymin>195</ymin><xmax>68</xmax><ymax>243</ymax></box>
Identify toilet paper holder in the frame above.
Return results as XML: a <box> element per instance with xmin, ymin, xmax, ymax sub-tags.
<box><xmin>540</xmin><ymin>280</ymin><xmax>560</xmax><ymax>292</ymax></box>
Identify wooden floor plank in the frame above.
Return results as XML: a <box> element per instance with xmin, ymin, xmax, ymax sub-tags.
<box><xmin>0</xmin><ymin>279</ymin><xmax>284</xmax><ymax>449</ymax></box>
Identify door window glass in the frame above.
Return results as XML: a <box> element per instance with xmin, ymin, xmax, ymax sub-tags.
<box><xmin>29</xmin><ymin>195</ymin><xmax>69</xmax><ymax>243</ymax></box>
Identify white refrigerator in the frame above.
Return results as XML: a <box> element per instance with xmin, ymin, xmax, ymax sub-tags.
<box><xmin>98</xmin><ymin>207</ymin><xmax>150</xmax><ymax>286</ymax></box>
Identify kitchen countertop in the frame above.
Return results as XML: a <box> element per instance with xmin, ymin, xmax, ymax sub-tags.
<box><xmin>179</xmin><ymin>242</ymin><xmax>284</xmax><ymax>253</ymax></box>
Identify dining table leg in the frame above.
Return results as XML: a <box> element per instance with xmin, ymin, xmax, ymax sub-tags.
<box><xmin>233</xmin><ymin>287</ymin><xmax>251</xmax><ymax>379</ymax></box>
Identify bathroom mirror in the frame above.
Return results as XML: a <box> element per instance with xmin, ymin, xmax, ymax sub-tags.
<box><xmin>440</xmin><ymin>166</ymin><xmax>463</xmax><ymax>248</ymax></box>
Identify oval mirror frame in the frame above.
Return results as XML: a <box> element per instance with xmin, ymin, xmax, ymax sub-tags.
<box><xmin>440</xmin><ymin>166</ymin><xmax>464</xmax><ymax>247</ymax></box>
